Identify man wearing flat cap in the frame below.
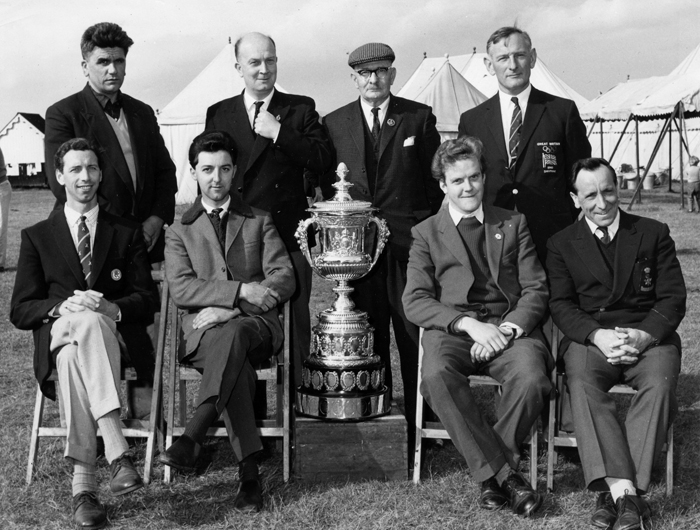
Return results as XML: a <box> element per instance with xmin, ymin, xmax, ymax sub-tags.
<box><xmin>322</xmin><ymin>42</ymin><xmax>442</xmax><ymax>441</ymax></box>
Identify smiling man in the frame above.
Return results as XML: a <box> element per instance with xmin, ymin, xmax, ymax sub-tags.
<box><xmin>322</xmin><ymin>43</ymin><xmax>443</xmax><ymax>448</ymax></box>
<box><xmin>458</xmin><ymin>26</ymin><xmax>590</xmax><ymax>263</ymax></box>
<box><xmin>547</xmin><ymin>158</ymin><xmax>686</xmax><ymax>530</ymax></box>
<box><xmin>205</xmin><ymin>32</ymin><xmax>331</xmax><ymax>388</ymax></box>
<box><xmin>163</xmin><ymin>130</ymin><xmax>294</xmax><ymax>512</ymax></box>
<box><xmin>402</xmin><ymin>136</ymin><xmax>550</xmax><ymax>517</ymax></box>
<box><xmin>11</xmin><ymin>138</ymin><xmax>156</xmax><ymax>529</ymax></box>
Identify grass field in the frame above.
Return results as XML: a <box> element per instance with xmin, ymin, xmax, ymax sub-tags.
<box><xmin>1</xmin><ymin>188</ymin><xmax>698</xmax><ymax>529</ymax></box>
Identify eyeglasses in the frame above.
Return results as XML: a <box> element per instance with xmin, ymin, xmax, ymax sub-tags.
<box><xmin>356</xmin><ymin>67</ymin><xmax>391</xmax><ymax>80</ymax></box>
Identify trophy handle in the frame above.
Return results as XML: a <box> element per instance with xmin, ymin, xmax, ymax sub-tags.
<box><xmin>295</xmin><ymin>218</ymin><xmax>321</xmax><ymax>275</ymax></box>
<box><xmin>368</xmin><ymin>216</ymin><xmax>390</xmax><ymax>269</ymax></box>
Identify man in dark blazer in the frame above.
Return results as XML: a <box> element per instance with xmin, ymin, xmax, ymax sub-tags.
<box><xmin>403</xmin><ymin>137</ymin><xmax>550</xmax><ymax>518</ymax></box>
<box><xmin>322</xmin><ymin>43</ymin><xmax>443</xmax><ymax>436</ymax></box>
<box><xmin>44</xmin><ymin>22</ymin><xmax>177</xmax><ymax>264</ymax></box>
<box><xmin>205</xmin><ymin>32</ymin><xmax>331</xmax><ymax>386</ymax></box>
<box><xmin>547</xmin><ymin>158</ymin><xmax>686</xmax><ymax>530</ymax></box>
<box><xmin>458</xmin><ymin>26</ymin><xmax>590</xmax><ymax>262</ymax></box>
<box><xmin>162</xmin><ymin>131</ymin><xmax>294</xmax><ymax>512</ymax></box>
<box><xmin>11</xmin><ymin>138</ymin><xmax>156</xmax><ymax>529</ymax></box>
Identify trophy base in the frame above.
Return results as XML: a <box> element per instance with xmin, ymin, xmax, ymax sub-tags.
<box><xmin>296</xmin><ymin>387</ymin><xmax>391</xmax><ymax>421</ymax></box>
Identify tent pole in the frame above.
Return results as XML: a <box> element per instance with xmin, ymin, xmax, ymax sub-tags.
<box><xmin>609</xmin><ymin>114</ymin><xmax>633</xmax><ymax>164</ymax></box>
<box><xmin>632</xmin><ymin>116</ymin><xmax>641</xmax><ymax>206</ymax></box>
<box><xmin>668</xmin><ymin>113</ymin><xmax>673</xmax><ymax>192</ymax></box>
<box><xmin>678</xmin><ymin>103</ymin><xmax>685</xmax><ymax>209</ymax></box>
<box><xmin>586</xmin><ymin>116</ymin><xmax>598</xmax><ymax>140</ymax></box>
<box><xmin>628</xmin><ymin>106</ymin><xmax>677</xmax><ymax>210</ymax></box>
<box><xmin>600</xmin><ymin>119</ymin><xmax>604</xmax><ymax>158</ymax></box>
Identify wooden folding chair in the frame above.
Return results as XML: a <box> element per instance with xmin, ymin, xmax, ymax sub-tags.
<box><xmin>413</xmin><ymin>328</ymin><xmax>538</xmax><ymax>487</ymax></box>
<box><xmin>163</xmin><ymin>301</ymin><xmax>291</xmax><ymax>483</ymax></box>
<box><xmin>546</xmin><ymin>325</ymin><xmax>674</xmax><ymax>495</ymax></box>
<box><xmin>26</xmin><ymin>270</ymin><xmax>168</xmax><ymax>485</ymax></box>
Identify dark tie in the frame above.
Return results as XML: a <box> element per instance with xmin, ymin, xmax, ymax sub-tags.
<box><xmin>104</xmin><ymin>99</ymin><xmax>122</xmax><ymax>120</ymax></box>
<box><xmin>371</xmin><ymin>107</ymin><xmax>381</xmax><ymax>147</ymax></box>
<box><xmin>208</xmin><ymin>208</ymin><xmax>227</xmax><ymax>248</ymax></box>
<box><xmin>596</xmin><ymin>226</ymin><xmax>610</xmax><ymax>245</ymax></box>
<box><xmin>509</xmin><ymin>97</ymin><xmax>522</xmax><ymax>169</ymax></box>
<box><xmin>252</xmin><ymin>101</ymin><xmax>264</xmax><ymax>132</ymax></box>
<box><xmin>77</xmin><ymin>215</ymin><xmax>92</xmax><ymax>282</ymax></box>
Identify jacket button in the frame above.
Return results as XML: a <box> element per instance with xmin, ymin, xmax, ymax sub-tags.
<box><xmin>237</xmin><ymin>187</ymin><xmax>243</xmax><ymax>192</ymax></box>
<box><xmin>361</xmin><ymin>168</ymin><xmax>366</xmax><ymax>173</ymax></box>
<box><xmin>221</xmin><ymin>267</ymin><xmax>226</xmax><ymax>272</ymax></box>
<box><xmin>600</xmin><ymin>307</ymin><xmax>606</xmax><ymax>312</ymax></box>
<box><xmin>512</xmin><ymin>189</ymin><xmax>519</xmax><ymax>195</ymax></box>
<box><xmin>275</xmin><ymin>184</ymin><xmax>279</xmax><ymax>188</ymax></box>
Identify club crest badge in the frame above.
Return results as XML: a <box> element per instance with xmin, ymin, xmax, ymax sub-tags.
<box><xmin>276</xmin><ymin>115</ymin><xmax>281</xmax><ymax>121</ymax></box>
<box><xmin>111</xmin><ymin>269</ymin><xmax>122</xmax><ymax>281</ymax></box>
<box><xmin>387</xmin><ymin>118</ymin><xmax>396</xmax><ymax>126</ymax></box>
<box><xmin>495</xmin><ymin>233</ymin><xmax>502</xmax><ymax>240</ymax></box>
<box><xmin>640</xmin><ymin>266</ymin><xmax>653</xmax><ymax>292</ymax></box>
<box><xmin>537</xmin><ymin>142</ymin><xmax>560</xmax><ymax>174</ymax></box>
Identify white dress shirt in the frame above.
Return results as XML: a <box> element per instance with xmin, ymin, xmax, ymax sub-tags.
<box><xmin>584</xmin><ymin>209</ymin><xmax>621</xmax><ymax>242</ymax></box>
<box><xmin>498</xmin><ymin>84</ymin><xmax>532</xmax><ymax>156</ymax></box>
<box><xmin>359</xmin><ymin>96</ymin><xmax>390</xmax><ymax>132</ymax></box>
<box><xmin>243</xmin><ymin>89</ymin><xmax>279</xmax><ymax>142</ymax></box>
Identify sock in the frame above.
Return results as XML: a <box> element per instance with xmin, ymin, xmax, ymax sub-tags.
<box><xmin>495</xmin><ymin>463</ymin><xmax>511</xmax><ymax>486</ymax></box>
<box><xmin>605</xmin><ymin>477</ymin><xmax>637</xmax><ymax>501</ymax></box>
<box><xmin>72</xmin><ymin>458</ymin><xmax>97</xmax><ymax>496</ymax></box>
<box><xmin>184</xmin><ymin>397</ymin><xmax>219</xmax><ymax>446</ymax></box>
<box><xmin>238</xmin><ymin>452</ymin><xmax>260</xmax><ymax>481</ymax></box>
<box><xmin>97</xmin><ymin>409</ymin><xmax>129</xmax><ymax>464</ymax></box>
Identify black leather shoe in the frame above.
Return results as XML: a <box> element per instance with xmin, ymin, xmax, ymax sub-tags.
<box><xmin>233</xmin><ymin>458</ymin><xmax>263</xmax><ymax>512</ymax></box>
<box><xmin>591</xmin><ymin>492</ymin><xmax>616</xmax><ymax>529</ymax></box>
<box><xmin>502</xmin><ymin>471</ymin><xmax>542</xmax><ymax>517</ymax></box>
<box><xmin>613</xmin><ymin>494</ymin><xmax>651</xmax><ymax>530</ymax></box>
<box><xmin>480</xmin><ymin>477</ymin><xmax>509</xmax><ymax>510</ymax></box>
<box><xmin>73</xmin><ymin>491</ymin><xmax>107</xmax><ymax>529</ymax></box>
<box><xmin>109</xmin><ymin>453</ymin><xmax>143</xmax><ymax>496</ymax></box>
<box><xmin>158</xmin><ymin>435</ymin><xmax>200</xmax><ymax>472</ymax></box>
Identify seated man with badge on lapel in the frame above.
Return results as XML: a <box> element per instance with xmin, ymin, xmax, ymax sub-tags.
<box><xmin>547</xmin><ymin>157</ymin><xmax>686</xmax><ymax>530</ymax></box>
<box><xmin>11</xmin><ymin>138</ymin><xmax>157</xmax><ymax>530</ymax></box>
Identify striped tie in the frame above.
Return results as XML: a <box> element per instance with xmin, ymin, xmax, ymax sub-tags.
<box><xmin>509</xmin><ymin>96</ymin><xmax>522</xmax><ymax>169</ymax></box>
<box><xmin>78</xmin><ymin>215</ymin><xmax>91</xmax><ymax>282</ymax></box>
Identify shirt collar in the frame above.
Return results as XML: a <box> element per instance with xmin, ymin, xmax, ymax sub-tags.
<box><xmin>243</xmin><ymin>88</ymin><xmax>275</xmax><ymax>113</ymax></box>
<box><xmin>498</xmin><ymin>83</ymin><xmax>532</xmax><ymax>115</ymax></box>
<box><xmin>584</xmin><ymin>209</ymin><xmax>621</xmax><ymax>241</ymax></box>
<box><xmin>359</xmin><ymin>95</ymin><xmax>391</xmax><ymax>128</ymax></box>
<box><xmin>202</xmin><ymin>196</ymin><xmax>231</xmax><ymax>216</ymax></box>
<box><xmin>64</xmin><ymin>203</ymin><xmax>99</xmax><ymax>225</ymax></box>
<box><xmin>88</xmin><ymin>84</ymin><xmax>122</xmax><ymax>108</ymax></box>
<box><xmin>447</xmin><ymin>202</ymin><xmax>484</xmax><ymax>225</ymax></box>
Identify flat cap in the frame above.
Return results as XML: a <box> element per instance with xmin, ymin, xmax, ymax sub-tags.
<box><xmin>348</xmin><ymin>42</ymin><xmax>395</xmax><ymax>68</ymax></box>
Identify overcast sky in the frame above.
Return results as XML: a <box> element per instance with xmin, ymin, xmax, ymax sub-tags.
<box><xmin>0</xmin><ymin>0</ymin><xmax>697</xmax><ymax>128</ymax></box>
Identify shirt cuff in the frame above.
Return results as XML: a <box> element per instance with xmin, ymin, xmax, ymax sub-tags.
<box><xmin>114</xmin><ymin>309</ymin><xmax>122</xmax><ymax>322</ymax></box>
<box><xmin>49</xmin><ymin>303</ymin><xmax>62</xmax><ymax>318</ymax></box>
<box><xmin>500</xmin><ymin>322</ymin><xmax>524</xmax><ymax>339</ymax></box>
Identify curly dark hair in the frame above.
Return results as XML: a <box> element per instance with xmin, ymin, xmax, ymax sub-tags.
<box><xmin>431</xmin><ymin>136</ymin><xmax>487</xmax><ymax>182</ymax></box>
<box><xmin>188</xmin><ymin>130</ymin><xmax>238</xmax><ymax>168</ymax></box>
<box><xmin>81</xmin><ymin>22</ymin><xmax>134</xmax><ymax>58</ymax></box>
<box><xmin>54</xmin><ymin>138</ymin><xmax>101</xmax><ymax>173</ymax></box>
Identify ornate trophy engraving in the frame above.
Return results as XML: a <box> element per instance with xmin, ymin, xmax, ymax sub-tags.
<box><xmin>295</xmin><ymin>163</ymin><xmax>391</xmax><ymax>420</ymax></box>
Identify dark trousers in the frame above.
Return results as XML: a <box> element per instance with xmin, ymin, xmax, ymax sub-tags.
<box><xmin>186</xmin><ymin>317</ymin><xmax>272</xmax><ymax>461</ymax></box>
<box><xmin>563</xmin><ymin>341</ymin><xmax>679</xmax><ymax>492</ymax></box>
<box><xmin>420</xmin><ymin>329</ymin><xmax>551</xmax><ymax>482</ymax></box>
<box><xmin>289</xmin><ymin>250</ymin><xmax>312</xmax><ymax>386</ymax></box>
<box><xmin>352</xmin><ymin>247</ymin><xmax>419</xmax><ymax>429</ymax></box>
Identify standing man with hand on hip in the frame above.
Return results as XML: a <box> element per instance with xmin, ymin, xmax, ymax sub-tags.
<box><xmin>459</xmin><ymin>26</ymin><xmax>590</xmax><ymax>262</ymax></box>
<box><xmin>322</xmin><ymin>42</ymin><xmax>442</xmax><ymax>439</ymax></box>
<box><xmin>206</xmin><ymin>32</ymin><xmax>332</xmax><ymax>386</ymax></box>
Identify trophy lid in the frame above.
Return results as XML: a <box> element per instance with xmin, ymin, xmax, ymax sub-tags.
<box><xmin>309</xmin><ymin>163</ymin><xmax>375</xmax><ymax>213</ymax></box>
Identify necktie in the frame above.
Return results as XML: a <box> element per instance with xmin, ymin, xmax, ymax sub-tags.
<box><xmin>596</xmin><ymin>226</ymin><xmax>610</xmax><ymax>245</ymax></box>
<box><xmin>208</xmin><ymin>208</ymin><xmax>226</xmax><ymax>248</ymax></box>
<box><xmin>78</xmin><ymin>215</ymin><xmax>92</xmax><ymax>282</ymax></box>
<box><xmin>509</xmin><ymin>97</ymin><xmax>522</xmax><ymax>169</ymax></box>
<box><xmin>104</xmin><ymin>99</ymin><xmax>122</xmax><ymax>120</ymax></box>
<box><xmin>371</xmin><ymin>107</ymin><xmax>381</xmax><ymax>147</ymax></box>
<box><xmin>252</xmin><ymin>101</ymin><xmax>263</xmax><ymax>131</ymax></box>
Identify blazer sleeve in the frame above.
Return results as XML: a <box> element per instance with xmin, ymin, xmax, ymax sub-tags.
<box><xmin>142</xmin><ymin>104</ymin><xmax>177</xmax><ymax>225</ymax></box>
<box><xmin>257</xmin><ymin>213</ymin><xmax>296</xmax><ymax>304</ymax></box>
<box><xmin>500</xmin><ymin>214</ymin><xmax>549</xmax><ymax>333</ymax></box>
<box><xmin>273</xmin><ymin>99</ymin><xmax>332</xmax><ymax>174</ymax></box>
<box><xmin>564</xmin><ymin>101</ymin><xmax>591</xmax><ymax>217</ymax></box>
<box><xmin>402</xmin><ymin>225</ymin><xmax>465</xmax><ymax>332</ymax></box>
<box><xmin>419</xmin><ymin>108</ymin><xmax>444</xmax><ymax>214</ymax></box>
<box><xmin>44</xmin><ymin>103</ymin><xmax>73</xmax><ymax>205</ymax></box>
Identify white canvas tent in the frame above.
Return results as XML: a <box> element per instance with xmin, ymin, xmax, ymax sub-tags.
<box><xmin>397</xmin><ymin>57</ymin><xmax>487</xmax><ymax>140</ymax></box>
<box><xmin>158</xmin><ymin>42</ymin><xmax>286</xmax><ymax>203</ymax></box>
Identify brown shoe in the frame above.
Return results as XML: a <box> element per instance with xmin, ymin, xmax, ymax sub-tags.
<box><xmin>109</xmin><ymin>453</ymin><xmax>143</xmax><ymax>496</ymax></box>
<box><xmin>73</xmin><ymin>491</ymin><xmax>107</xmax><ymax>529</ymax></box>
<box><xmin>591</xmin><ymin>492</ymin><xmax>616</xmax><ymax>529</ymax></box>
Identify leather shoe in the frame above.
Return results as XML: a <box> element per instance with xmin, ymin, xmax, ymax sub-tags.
<box><xmin>233</xmin><ymin>458</ymin><xmax>263</xmax><ymax>512</ymax></box>
<box><xmin>502</xmin><ymin>471</ymin><xmax>542</xmax><ymax>517</ymax></box>
<box><xmin>591</xmin><ymin>492</ymin><xmax>616</xmax><ymax>529</ymax></box>
<box><xmin>479</xmin><ymin>477</ymin><xmax>509</xmax><ymax>510</ymax></box>
<box><xmin>158</xmin><ymin>435</ymin><xmax>200</xmax><ymax>472</ymax></box>
<box><xmin>613</xmin><ymin>494</ymin><xmax>651</xmax><ymax>530</ymax></box>
<box><xmin>109</xmin><ymin>453</ymin><xmax>143</xmax><ymax>496</ymax></box>
<box><xmin>73</xmin><ymin>491</ymin><xmax>107</xmax><ymax>529</ymax></box>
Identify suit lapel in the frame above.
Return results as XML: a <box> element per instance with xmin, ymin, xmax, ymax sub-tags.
<box><xmin>378</xmin><ymin>96</ymin><xmax>402</xmax><ymax>161</ymax></box>
<box><xmin>485</xmin><ymin>95</ymin><xmax>508</xmax><ymax>162</ymax></box>
<box><xmin>50</xmin><ymin>211</ymin><xmax>87</xmax><ymax>288</ymax></box>
<box><xmin>517</xmin><ymin>87</ymin><xmax>545</xmax><ymax>164</ymax></box>
<box><xmin>608</xmin><ymin>213</ymin><xmax>641</xmax><ymax>304</ymax></box>
<box><xmin>348</xmin><ymin>101</ymin><xmax>366</xmax><ymax>169</ymax></box>
<box><xmin>483</xmin><ymin>207</ymin><xmax>504</xmax><ymax>281</ymax></box>
<box><xmin>571</xmin><ymin>219</ymin><xmax>613</xmax><ymax>290</ymax></box>
<box><xmin>245</xmin><ymin>91</ymin><xmax>288</xmax><ymax>175</ymax></box>
<box><xmin>122</xmin><ymin>97</ymin><xmax>145</xmax><ymax>197</ymax></box>
<box><xmin>78</xmin><ymin>86</ymin><xmax>135</xmax><ymax>195</ymax></box>
<box><xmin>90</xmin><ymin>212</ymin><xmax>114</xmax><ymax>289</ymax></box>
<box><xmin>438</xmin><ymin>208</ymin><xmax>474</xmax><ymax>279</ymax></box>
<box><xmin>224</xmin><ymin>211</ymin><xmax>245</xmax><ymax>257</ymax></box>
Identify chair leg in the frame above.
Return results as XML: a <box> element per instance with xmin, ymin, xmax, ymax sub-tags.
<box><xmin>529</xmin><ymin>424</ymin><xmax>538</xmax><ymax>489</ymax></box>
<box><xmin>413</xmin><ymin>335</ymin><xmax>425</xmax><ymax>485</ymax></box>
<box><xmin>546</xmin><ymin>386</ymin><xmax>558</xmax><ymax>493</ymax></box>
<box><xmin>26</xmin><ymin>385</ymin><xmax>46</xmax><ymax>485</ymax></box>
<box><xmin>164</xmin><ymin>345</ymin><xmax>178</xmax><ymax>484</ymax></box>
<box><xmin>666</xmin><ymin>422</ymin><xmax>674</xmax><ymax>496</ymax></box>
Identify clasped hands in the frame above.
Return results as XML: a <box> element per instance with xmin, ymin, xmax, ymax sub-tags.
<box><xmin>192</xmin><ymin>282</ymin><xmax>280</xmax><ymax>330</ymax></box>
<box><xmin>58</xmin><ymin>290</ymin><xmax>119</xmax><ymax>320</ymax></box>
<box><xmin>456</xmin><ymin>317</ymin><xmax>515</xmax><ymax>363</ymax></box>
<box><xmin>590</xmin><ymin>327</ymin><xmax>655</xmax><ymax>365</ymax></box>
